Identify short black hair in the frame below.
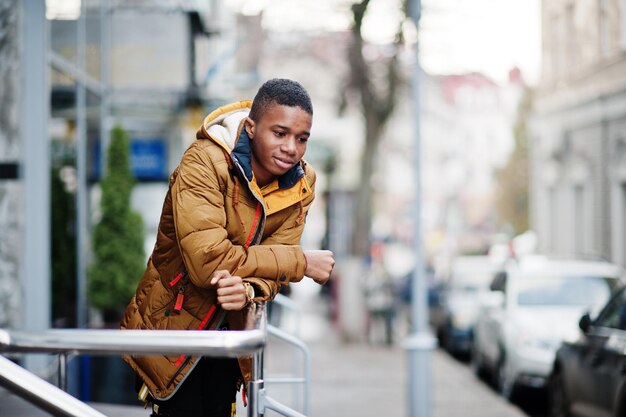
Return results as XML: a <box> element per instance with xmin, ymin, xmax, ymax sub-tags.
<box><xmin>249</xmin><ymin>78</ymin><xmax>313</xmax><ymax>122</ymax></box>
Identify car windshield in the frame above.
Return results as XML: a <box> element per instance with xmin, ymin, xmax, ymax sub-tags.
<box><xmin>517</xmin><ymin>275</ymin><xmax>616</xmax><ymax>307</ymax></box>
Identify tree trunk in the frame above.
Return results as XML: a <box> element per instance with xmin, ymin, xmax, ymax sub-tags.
<box><xmin>352</xmin><ymin>122</ymin><xmax>381</xmax><ymax>257</ymax></box>
<box><xmin>344</xmin><ymin>0</ymin><xmax>404</xmax><ymax>257</ymax></box>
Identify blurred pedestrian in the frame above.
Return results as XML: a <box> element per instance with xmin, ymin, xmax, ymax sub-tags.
<box><xmin>120</xmin><ymin>78</ymin><xmax>335</xmax><ymax>417</ymax></box>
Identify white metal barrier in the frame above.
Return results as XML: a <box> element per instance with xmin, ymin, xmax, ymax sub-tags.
<box><xmin>267</xmin><ymin>293</ymin><xmax>311</xmax><ymax>415</ymax></box>
<box><xmin>0</xmin><ymin>303</ymin><xmax>307</xmax><ymax>417</ymax></box>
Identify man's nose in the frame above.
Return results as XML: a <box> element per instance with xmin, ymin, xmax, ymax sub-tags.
<box><xmin>281</xmin><ymin>137</ymin><xmax>297</xmax><ymax>154</ymax></box>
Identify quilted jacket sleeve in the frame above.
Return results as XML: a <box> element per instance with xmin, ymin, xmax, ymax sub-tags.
<box><xmin>172</xmin><ymin>145</ymin><xmax>314</xmax><ymax>290</ymax></box>
<box><xmin>245</xmin><ymin>170</ymin><xmax>316</xmax><ymax>301</ymax></box>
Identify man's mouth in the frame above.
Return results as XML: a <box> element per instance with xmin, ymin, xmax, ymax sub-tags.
<box><xmin>273</xmin><ymin>156</ymin><xmax>294</xmax><ymax>170</ymax></box>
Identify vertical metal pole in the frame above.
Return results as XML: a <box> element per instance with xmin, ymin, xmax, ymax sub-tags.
<box><xmin>99</xmin><ymin>0</ymin><xmax>111</xmax><ymax>176</ymax></box>
<box><xmin>58</xmin><ymin>354</ymin><xmax>67</xmax><ymax>391</ymax></box>
<box><xmin>76</xmin><ymin>0</ymin><xmax>88</xmax><ymax>329</ymax></box>
<box><xmin>258</xmin><ymin>352</ymin><xmax>265</xmax><ymax>417</ymax></box>
<box><xmin>21</xmin><ymin>0</ymin><xmax>51</xmax><ymax>372</ymax></box>
<box><xmin>303</xmin><ymin>342</ymin><xmax>310</xmax><ymax>416</ymax></box>
<box><xmin>248</xmin><ymin>352</ymin><xmax>264</xmax><ymax>417</ymax></box>
<box><xmin>405</xmin><ymin>1</ymin><xmax>437</xmax><ymax>417</ymax></box>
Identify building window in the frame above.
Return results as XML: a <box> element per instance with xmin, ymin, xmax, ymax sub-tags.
<box><xmin>549</xmin><ymin>13</ymin><xmax>564</xmax><ymax>80</ymax></box>
<box><xmin>549</xmin><ymin>187</ymin><xmax>559</xmax><ymax>253</ymax></box>
<box><xmin>622</xmin><ymin>183</ymin><xmax>626</xmax><ymax>265</ymax></box>
<box><xmin>574</xmin><ymin>185</ymin><xmax>585</xmax><ymax>253</ymax></box>
<box><xmin>566</xmin><ymin>4</ymin><xmax>578</xmax><ymax>74</ymax></box>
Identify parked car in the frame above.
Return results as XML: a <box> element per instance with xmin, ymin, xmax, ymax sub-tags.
<box><xmin>472</xmin><ymin>255</ymin><xmax>624</xmax><ymax>401</ymax></box>
<box><xmin>550</xmin><ymin>283</ymin><xmax>626</xmax><ymax>417</ymax></box>
<box><xmin>430</xmin><ymin>255</ymin><xmax>503</xmax><ymax>356</ymax></box>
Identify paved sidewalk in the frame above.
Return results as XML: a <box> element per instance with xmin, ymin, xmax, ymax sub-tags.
<box><xmin>261</xmin><ymin>283</ymin><xmax>527</xmax><ymax>417</ymax></box>
<box><xmin>262</xmin><ymin>333</ymin><xmax>527</xmax><ymax>417</ymax></box>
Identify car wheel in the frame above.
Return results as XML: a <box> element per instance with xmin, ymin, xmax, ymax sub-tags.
<box><xmin>548</xmin><ymin>368</ymin><xmax>570</xmax><ymax>417</ymax></box>
<box><xmin>496</xmin><ymin>353</ymin><xmax>516</xmax><ymax>401</ymax></box>
<box><xmin>443</xmin><ymin>324</ymin><xmax>455</xmax><ymax>354</ymax></box>
<box><xmin>470</xmin><ymin>344</ymin><xmax>486</xmax><ymax>379</ymax></box>
<box><xmin>614</xmin><ymin>386</ymin><xmax>626</xmax><ymax>417</ymax></box>
<box><xmin>436</xmin><ymin>327</ymin><xmax>447</xmax><ymax>349</ymax></box>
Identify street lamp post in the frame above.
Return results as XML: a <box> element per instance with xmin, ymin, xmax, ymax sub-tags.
<box><xmin>405</xmin><ymin>1</ymin><xmax>437</xmax><ymax>416</ymax></box>
<box><xmin>21</xmin><ymin>0</ymin><xmax>51</xmax><ymax>373</ymax></box>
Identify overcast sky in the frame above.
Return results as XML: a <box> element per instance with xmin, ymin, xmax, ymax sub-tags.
<box><xmin>419</xmin><ymin>0</ymin><xmax>541</xmax><ymax>84</ymax></box>
<box><xmin>239</xmin><ymin>0</ymin><xmax>542</xmax><ymax>85</ymax></box>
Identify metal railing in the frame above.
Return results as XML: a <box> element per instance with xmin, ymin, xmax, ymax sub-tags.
<box><xmin>0</xmin><ymin>303</ymin><xmax>306</xmax><ymax>417</ymax></box>
<box><xmin>267</xmin><ymin>293</ymin><xmax>311</xmax><ymax>415</ymax></box>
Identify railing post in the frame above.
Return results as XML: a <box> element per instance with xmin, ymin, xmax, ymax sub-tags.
<box><xmin>266</xmin><ymin>325</ymin><xmax>311</xmax><ymax>415</ymax></box>
<box><xmin>248</xmin><ymin>351</ymin><xmax>264</xmax><ymax>417</ymax></box>
<box><xmin>58</xmin><ymin>354</ymin><xmax>67</xmax><ymax>391</ymax></box>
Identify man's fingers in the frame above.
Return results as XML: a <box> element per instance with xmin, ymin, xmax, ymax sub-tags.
<box><xmin>217</xmin><ymin>292</ymin><xmax>246</xmax><ymax>311</ymax></box>
<box><xmin>218</xmin><ymin>293</ymin><xmax>245</xmax><ymax>304</ymax></box>
<box><xmin>313</xmin><ymin>275</ymin><xmax>330</xmax><ymax>285</ymax></box>
<box><xmin>220</xmin><ymin>302</ymin><xmax>245</xmax><ymax>311</ymax></box>
<box><xmin>214</xmin><ymin>275</ymin><xmax>246</xmax><ymax>310</ymax></box>
<box><xmin>215</xmin><ymin>276</ymin><xmax>242</xmax><ymax>289</ymax></box>
<box><xmin>216</xmin><ymin>282</ymin><xmax>244</xmax><ymax>296</ymax></box>
<box><xmin>304</xmin><ymin>249</ymin><xmax>335</xmax><ymax>285</ymax></box>
<box><xmin>210</xmin><ymin>270</ymin><xmax>232</xmax><ymax>286</ymax></box>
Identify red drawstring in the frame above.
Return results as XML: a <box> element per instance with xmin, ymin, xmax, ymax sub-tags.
<box><xmin>169</xmin><ymin>272</ymin><xmax>184</xmax><ymax>287</ymax></box>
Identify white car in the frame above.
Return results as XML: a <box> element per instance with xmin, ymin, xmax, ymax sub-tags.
<box><xmin>471</xmin><ymin>255</ymin><xmax>624</xmax><ymax>400</ymax></box>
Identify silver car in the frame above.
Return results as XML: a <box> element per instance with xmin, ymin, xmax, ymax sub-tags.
<box><xmin>431</xmin><ymin>255</ymin><xmax>503</xmax><ymax>356</ymax></box>
<box><xmin>471</xmin><ymin>255</ymin><xmax>624</xmax><ymax>401</ymax></box>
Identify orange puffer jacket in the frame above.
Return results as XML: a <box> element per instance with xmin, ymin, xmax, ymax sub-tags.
<box><xmin>120</xmin><ymin>100</ymin><xmax>316</xmax><ymax>400</ymax></box>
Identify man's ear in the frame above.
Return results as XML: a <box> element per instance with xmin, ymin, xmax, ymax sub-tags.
<box><xmin>244</xmin><ymin>117</ymin><xmax>255</xmax><ymax>139</ymax></box>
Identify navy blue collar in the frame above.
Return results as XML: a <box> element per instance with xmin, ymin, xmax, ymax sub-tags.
<box><xmin>231</xmin><ymin>128</ymin><xmax>305</xmax><ymax>190</ymax></box>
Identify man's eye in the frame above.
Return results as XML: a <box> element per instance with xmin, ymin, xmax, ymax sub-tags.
<box><xmin>274</xmin><ymin>131</ymin><xmax>286</xmax><ymax>137</ymax></box>
<box><xmin>298</xmin><ymin>137</ymin><xmax>309</xmax><ymax>143</ymax></box>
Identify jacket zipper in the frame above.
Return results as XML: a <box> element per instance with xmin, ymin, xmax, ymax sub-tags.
<box><xmin>233</xmin><ymin>159</ymin><xmax>267</xmax><ymax>245</ymax></box>
<box><xmin>165</xmin><ymin>307</ymin><xmax>228</xmax><ymax>389</ymax></box>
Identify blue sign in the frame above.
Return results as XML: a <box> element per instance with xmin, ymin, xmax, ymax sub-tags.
<box><xmin>93</xmin><ymin>138</ymin><xmax>168</xmax><ymax>181</ymax></box>
<box><xmin>131</xmin><ymin>139</ymin><xmax>167</xmax><ymax>180</ymax></box>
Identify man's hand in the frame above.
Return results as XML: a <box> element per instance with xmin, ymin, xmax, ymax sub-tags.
<box><xmin>303</xmin><ymin>250</ymin><xmax>335</xmax><ymax>285</ymax></box>
<box><xmin>210</xmin><ymin>270</ymin><xmax>248</xmax><ymax>311</ymax></box>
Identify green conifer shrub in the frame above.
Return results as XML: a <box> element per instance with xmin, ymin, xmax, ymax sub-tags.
<box><xmin>88</xmin><ymin>125</ymin><xmax>145</xmax><ymax>319</ymax></box>
<box><xmin>51</xmin><ymin>164</ymin><xmax>76</xmax><ymax>327</ymax></box>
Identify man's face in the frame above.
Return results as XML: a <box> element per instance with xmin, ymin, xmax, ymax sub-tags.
<box><xmin>246</xmin><ymin>103</ymin><xmax>312</xmax><ymax>186</ymax></box>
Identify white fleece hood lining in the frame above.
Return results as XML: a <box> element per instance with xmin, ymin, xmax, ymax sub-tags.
<box><xmin>205</xmin><ymin>110</ymin><xmax>249</xmax><ymax>151</ymax></box>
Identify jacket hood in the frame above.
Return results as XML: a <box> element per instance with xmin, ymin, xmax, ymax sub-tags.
<box><xmin>199</xmin><ymin>100</ymin><xmax>252</xmax><ymax>151</ymax></box>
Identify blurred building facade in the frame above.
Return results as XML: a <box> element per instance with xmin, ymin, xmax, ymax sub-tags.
<box><xmin>49</xmin><ymin>2</ymin><xmax>228</xmax><ymax>263</ymax></box>
<box><xmin>530</xmin><ymin>0</ymin><xmax>626</xmax><ymax>265</ymax></box>
<box><xmin>0</xmin><ymin>1</ymin><xmax>22</xmax><ymax>329</ymax></box>
<box><xmin>417</xmin><ymin>71</ymin><xmax>523</xmax><ymax>257</ymax></box>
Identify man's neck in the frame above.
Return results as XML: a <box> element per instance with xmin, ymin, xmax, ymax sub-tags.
<box><xmin>250</xmin><ymin>158</ymin><xmax>275</xmax><ymax>187</ymax></box>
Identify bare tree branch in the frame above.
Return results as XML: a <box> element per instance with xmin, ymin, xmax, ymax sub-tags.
<box><xmin>342</xmin><ymin>0</ymin><xmax>407</xmax><ymax>256</ymax></box>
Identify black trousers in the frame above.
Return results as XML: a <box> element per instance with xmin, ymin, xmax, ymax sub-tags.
<box><xmin>151</xmin><ymin>357</ymin><xmax>241</xmax><ymax>417</ymax></box>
